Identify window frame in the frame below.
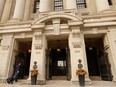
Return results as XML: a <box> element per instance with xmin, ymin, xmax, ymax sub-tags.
<box><xmin>33</xmin><ymin>0</ymin><xmax>40</xmax><ymax>13</ymax></box>
<box><xmin>76</xmin><ymin>0</ymin><xmax>87</xmax><ymax>9</ymax></box>
<box><xmin>54</xmin><ymin>0</ymin><xmax>63</xmax><ymax>11</ymax></box>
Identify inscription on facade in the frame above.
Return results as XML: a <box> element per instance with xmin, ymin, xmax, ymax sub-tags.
<box><xmin>34</xmin><ymin>44</ymin><xmax>42</xmax><ymax>49</ymax></box>
<box><xmin>2</xmin><ymin>46</ymin><xmax>9</xmax><ymax>51</ymax></box>
<box><xmin>36</xmin><ymin>52</ymin><xmax>41</xmax><ymax>54</ymax></box>
<box><xmin>72</xmin><ymin>42</ymin><xmax>81</xmax><ymax>48</ymax></box>
<box><xmin>75</xmin><ymin>50</ymin><xmax>80</xmax><ymax>53</ymax></box>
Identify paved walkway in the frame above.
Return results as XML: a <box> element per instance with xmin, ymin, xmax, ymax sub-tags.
<box><xmin>0</xmin><ymin>80</ymin><xmax>116</xmax><ymax>87</ymax></box>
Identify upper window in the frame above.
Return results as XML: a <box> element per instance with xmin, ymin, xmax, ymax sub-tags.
<box><xmin>108</xmin><ymin>0</ymin><xmax>112</xmax><ymax>5</ymax></box>
<box><xmin>54</xmin><ymin>0</ymin><xmax>63</xmax><ymax>11</ymax></box>
<box><xmin>76</xmin><ymin>0</ymin><xmax>86</xmax><ymax>9</ymax></box>
<box><xmin>33</xmin><ymin>0</ymin><xmax>40</xmax><ymax>13</ymax></box>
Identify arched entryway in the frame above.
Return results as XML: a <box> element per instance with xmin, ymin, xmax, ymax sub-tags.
<box><xmin>31</xmin><ymin>12</ymin><xmax>83</xmax><ymax>82</ymax></box>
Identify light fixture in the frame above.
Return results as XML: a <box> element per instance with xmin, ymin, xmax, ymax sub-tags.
<box><xmin>57</xmin><ymin>48</ymin><xmax>61</xmax><ymax>52</ymax></box>
<box><xmin>89</xmin><ymin>47</ymin><xmax>92</xmax><ymax>50</ymax></box>
<box><xmin>57</xmin><ymin>40</ymin><xmax>61</xmax><ymax>52</ymax></box>
<box><xmin>28</xmin><ymin>49</ymin><xmax>31</xmax><ymax>53</ymax></box>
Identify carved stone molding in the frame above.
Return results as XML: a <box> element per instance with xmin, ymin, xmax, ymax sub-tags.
<box><xmin>52</xmin><ymin>19</ymin><xmax>60</xmax><ymax>35</ymax></box>
<box><xmin>91</xmin><ymin>28</ymin><xmax>98</xmax><ymax>34</ymax></box>
<box><xmin>53</xmin><ymin>23</ymin><xmax>60</xmax><ymax>35</ymax></box>
<box><xmin>72</xmin><ymin>29</ymin><xmax>80</xmax><ymax>38</ymax></box>
<box><xmin>34</xmin><ymin>32</ymin><xmax>43</xmax><ymax>49</ymax></box>
<box><xmin>34</xmin><ymin>32</ymin><xmax>42</xmax><ymax>40</ymax></box>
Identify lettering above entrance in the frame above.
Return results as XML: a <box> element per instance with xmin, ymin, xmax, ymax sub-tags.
<box><xmin>72</xmin><ymin>42</ymin><xmax>81</xmax><ymax>48</ymax></box>
<box><xmin>34</xmin><ymin>44</ymin><xmax>42</xmax><ymax>49</ymax></box>
<box><xmin>2</xmin><ymin>45</ymin><xmax>9</xmax><ymax>51</ymax></box>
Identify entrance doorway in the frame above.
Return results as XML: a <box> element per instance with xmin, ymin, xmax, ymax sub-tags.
<box><xmin>85</xmin><ymin>34</ymin><xmax>112</xmax><ymax>81</ymax></box>
<box><xmin>12</xmin><ymin>39</ymin><xmax>32</xmax><ymax>79</ymax></box>
<box><xmin>46</xmin><ymin>39</ymin><xmax>71</xmax><ymax>80</ymax></box>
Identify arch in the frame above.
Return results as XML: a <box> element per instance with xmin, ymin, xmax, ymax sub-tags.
<box><xmin>32</xmin><ymin>13</ymin><xmax>82</xmax><ymax>25</ymax></box>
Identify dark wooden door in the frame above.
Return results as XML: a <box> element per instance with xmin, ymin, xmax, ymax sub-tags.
<box><xmin>14</xmin><ymin>53</ymin><xmax>25</xmax><ymax>79</ymax></box>
<box><xmin>97</xmin><ymin>50</ymin><xmax>113</xmax><ymax>81</ymax></box>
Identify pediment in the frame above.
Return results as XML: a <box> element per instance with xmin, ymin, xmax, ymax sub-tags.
<box><xmin>32</xmin><ymin>13</ymin><xmax>82</xmax><ymax>26</ymax></box>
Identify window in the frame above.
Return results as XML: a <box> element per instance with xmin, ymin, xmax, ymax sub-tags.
<box><xmin>54</xmin><ymin>0</ymin><xmax>63</xmax><ymax>11</ymax></box>
<box><xmin>58</xmin><ymin>61</ymin><xmax>66</xmax><ymax>67</ymax></box>
<box><xmin>33</xmin><ymin>0</ymin><xmax>40</xmax><ymax>13</ymax></box>
<box><xmin>76</xmin><ymin>0</ymin><xmax>86</xmax><ymax>9</ymax></box>
<box><xmin>108</xmin><ymin>0</ymin><xmax>112</xmax><ymax>5</ymax></box>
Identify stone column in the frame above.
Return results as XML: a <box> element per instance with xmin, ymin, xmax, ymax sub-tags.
<box><xmin>23</xmin><ymin>0</ymin><xmax>32</xmax><ymax>20</ymax></box>
<box><xmin>1</xmin><ymin>0</ymin><xmax>13</xmax><ymax>22</ymax></box>
<box><xmin>0</xmin><ymin>34</ymin><xmax>14</xmax><ymax>80</ymax></box>
<box><xmin>30</xmin><ymin>31</ymin><xmax>47</xmax><ymax>84</ymax></box>
<box><xmin>0</xmin><ymin>0</ymin><xmax>6</xmax><ymax>20</ymax></box>
<box><xmin>12</xmin><ymin>0</ymin><xmax>26</xmax><ymax>20</ymax></box>
<box><xmin>69</xmin><ymin>27</ymin><xmax>88</xmax><ymax>82</ymax></box>
<box><xmin>107</xmin><ymin>30</ymin><xmax>116</xmax><ymax>81</ymax></box>
<box><xmin>95</xmin><ymin>0</ymin><xmax>109</xmax><ymax>12</ymax></box>
<box><xmin>65</xmin><ymin>0</ymin><xmax>77</xmax><ymax>9</ymax></box>
<box><xmin>39</xmin><ymin>0</ymin><xmax>54</xmax><ymax>12</ymax></box>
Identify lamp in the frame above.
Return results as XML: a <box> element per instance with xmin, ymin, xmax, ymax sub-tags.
<box><xmin>57</xmin><ymin>40</ymin><xmax>61</xmax><ymax>52</ymax></box>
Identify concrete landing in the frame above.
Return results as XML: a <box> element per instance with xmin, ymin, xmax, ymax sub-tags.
<box><xmin>0</xmin><ymin>80</ymin><xmax>116</xmax><ymax>87</ymax></box>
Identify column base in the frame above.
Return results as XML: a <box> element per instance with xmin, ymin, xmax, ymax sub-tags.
<box><xmin>0</xmin><ymin>79</ymin><xmax>6</xmax><ymax>83</ymax></box>
<box><xmin>113</xmin><ymin>77</ymin><xmax>116</xmax><ymax>82</ymax></box>
<box><xmin>0</xmin><ymin>76</ymin><xmax>8</xmax><ymax>83</ymax></box>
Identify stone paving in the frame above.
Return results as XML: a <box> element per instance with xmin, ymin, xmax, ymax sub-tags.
<box><xmin>0</xmin><ymin>83</ymin><xmax>116</xmax><ymax>87</ymax></box>
<box><xmin>0</xmin><ymin>80</ymin><xmax>116</xmax><ymax>87</ymax></box>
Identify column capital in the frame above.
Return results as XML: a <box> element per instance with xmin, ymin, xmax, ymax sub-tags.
<box><xmin>33</xmin><ymin>31</ymin><xmax>43</xmax><ymax>49</ymax></box>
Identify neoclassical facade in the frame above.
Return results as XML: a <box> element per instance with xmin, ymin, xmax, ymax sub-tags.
<box><xmin>0</xmin><ymin>0</ymin><xmax>116</xmax><ymax>84</ymax></box>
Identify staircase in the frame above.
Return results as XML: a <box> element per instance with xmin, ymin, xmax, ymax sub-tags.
<box><xmin>91</xmin><ymin>81</ymin><xmax>116</xmax><ymax>86</ymax></box>
<box><xmin>46</xmin><ymin>80</ymin><xmax>71</xmax><ymax>85</ymax></box>
<box><xmin>90</xmin><ymin>76</ymin><xmax>102</xmax><ymax>81</ymax></box>
<box><xmin>3</xmin><ymin>79</ymin><xmax>116</xmax><ymax>87</ymax></box>
<box><xmin>46</xmin><ymin>80</ymin><xmax>116</xmax><ymax>87</ymax></box>
<box><xmin>52</xmin><ymin>76</ymin><xmax>67</xmax><ymax>80</ymax></box>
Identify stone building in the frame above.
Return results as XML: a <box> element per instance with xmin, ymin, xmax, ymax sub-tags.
<box><xmin>0</xmin><ymin>0</ymin><xmax>116</xmax><ymax>84</ymax></box>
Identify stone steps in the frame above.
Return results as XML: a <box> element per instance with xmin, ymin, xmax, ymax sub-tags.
<box><xmin>52</xmin><ymin>76</ymin><xmax>67</xmax><ymax>80</ymax></box>
<box><xmin>46</xmin><ymin>80</ymin><xmax>71</xmax><ymax>85</ymax></box>
<box><xmin>2</xmin><ymin>79</ymin><xmax>116</xmax><ymax>87</ymax></box>
<box><xmin>91</xmin><ymin>81</ymin><xmax>116</xmax><ymax>86</ymax></box>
